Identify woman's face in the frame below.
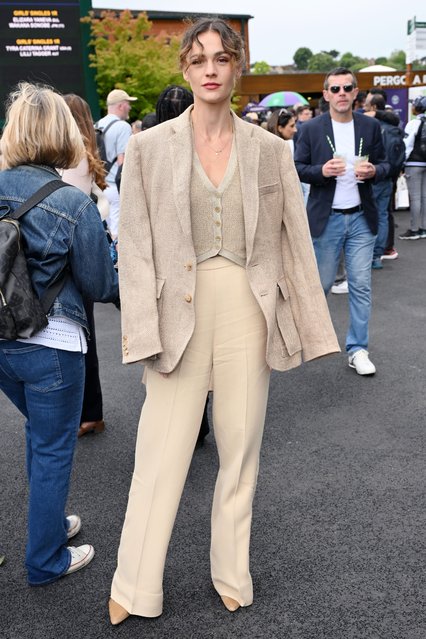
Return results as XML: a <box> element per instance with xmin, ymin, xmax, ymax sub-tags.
<box><xmin>278</xmin><ymin>117</ymin><xmax>297</xmax><ymax>140</ymax></box>
<box><xmin>183</xmin><ymin>30</ymin><xmax>238</xmax><ymax>106</ymax></box>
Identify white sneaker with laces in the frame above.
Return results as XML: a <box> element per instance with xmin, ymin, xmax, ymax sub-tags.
<box><xmin>64</xmin><ymin>545</ymin><xmax>95</xmax><ymax>576</ymax></box>
<box><xmin>66</xmin><ymin>515</ymin><xmax>81</xmax><ymax>540</ymax></box>
<box><xmin>348</xmin><ymin>349</ymin><xmax>376</xmax><ymax>375</ymax></box>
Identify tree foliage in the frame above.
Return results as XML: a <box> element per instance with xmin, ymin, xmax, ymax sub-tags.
<box><xmin>251</xmin><ymin>60</ymin><xmax>271</xmax><ymax>74</ymax></box>
<box><xmin>307</xmin><ymin>52</ymin><xmax>336</xmax><ymax>72</ymax></box>
<box><xmin>81</xmin><ymin>10</ymin><xmax>184</xmax><ymax>117</ymax></box>
<box><xmin>412</xmin><ymin>57</ymin><xmax>426</xmax><ymax>69</ymax></box>
<box><xmin>293</xmin><ymin>47</ymin><xmax>313</xmax><ymax>69</ymax></box>
<box><xmin>322</xmin><ymin>49</ymin><xmax>339</xmax><ymax>59</ymax></box>
<box><xmin>340</xmin><ymin>52</ymin><xmax>371</xmax><ymax>72</ymax></box>
<box><xmin>387</xmin><ymin>49</ymin><xmax>406</xmax><ymax>70</ymax></box>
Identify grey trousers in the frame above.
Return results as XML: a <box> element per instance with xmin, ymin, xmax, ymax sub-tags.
<box><xmin>405</xmin><ymin>165</ymin><xmax>426</xmax><ymax>231</ymax></box>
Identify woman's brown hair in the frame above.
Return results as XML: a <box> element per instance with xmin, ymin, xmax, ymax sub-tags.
<box><xmin>63</xmin><ymin>94</ymin><xmax>107</xmax><ymax>190</ymax></box>
<box><xmin>179</xmin><ymin>17</ymin><xmax>245</xmax><ymax>72</ymax></box>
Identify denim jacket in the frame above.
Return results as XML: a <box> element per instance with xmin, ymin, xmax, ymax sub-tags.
<box><xmin>0</xmin><ymin>164</ymin><xmax>119</xmax><ymax>333</ymax></box>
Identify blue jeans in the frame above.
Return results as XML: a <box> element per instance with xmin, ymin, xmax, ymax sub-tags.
<box><xmin>313</xmin><ymin>211</ymin><xmax>376</xmax><ymax>353</ymax></box>
<box><xmin>0</xmin><ymin>342</ymin><xmax>84</xmax><ymax>585</ymax></box>
<box><xmin>372</xmin><ymin>179</ymin><xmax>393</xmax><ymax>259</ymax></box>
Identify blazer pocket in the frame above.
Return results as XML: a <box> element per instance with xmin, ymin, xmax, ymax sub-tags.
<box><xmin>156</xmin><ymin>277</ymin><xmax>165</xmax><ymax>299</ymax></box>
<box><xmin>276</xmin><ymin>276</ymin><xmax>302</xmax><ymax>357</ymax></box>
<box><xmin>259</xmin><ymin>183</ymin><xmax>280</xmax><ymax>196</ymax></box>
<box><xmin>156</xmin><ymin>277</ymin><xmax>166</xmax><ymax>315</ymax></box>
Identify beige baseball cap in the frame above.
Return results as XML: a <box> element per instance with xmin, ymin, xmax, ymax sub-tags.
<box><xmin>107</xmin><ymin>89</ymin><xmax>137</xmax><ymax>105</ymax></box>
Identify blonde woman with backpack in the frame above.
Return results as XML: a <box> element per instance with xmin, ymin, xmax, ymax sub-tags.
<box><xmin>0</xmin><ymin>83</ymin><xmax>118</xmax><ymax>585</ymax></box>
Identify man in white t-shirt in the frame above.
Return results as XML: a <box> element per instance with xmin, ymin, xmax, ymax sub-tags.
<box><xmin>97</xmin><ymin>89</ymin><xmax>137</xmax><ymax>238</ymax></box>
<box><xmin>295</xmin><ymin>67</ymin><xmax>389</xmax><ymax>375</ymax></box>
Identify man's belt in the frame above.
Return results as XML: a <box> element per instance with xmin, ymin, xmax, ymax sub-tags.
<box><xmin>331</xmin><ymin>205</ymin><xmax>363</xmax><ymax>214</ymax></box>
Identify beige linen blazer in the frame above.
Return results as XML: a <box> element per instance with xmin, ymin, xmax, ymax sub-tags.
<box><xmin>118</xmin><ymin>107</ymin><xmax>339</xmax><ymax>373</ymax></box>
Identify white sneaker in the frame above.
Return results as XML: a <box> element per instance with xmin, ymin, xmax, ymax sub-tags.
<box><xmin>66</xmin><ymin>515</ymin><xmax>81</xmax><ymax>540</ymax></box>
<box><xmin>348</xmin><ymin>349</ymin><xmax>376</xmax><ymax>375</ymax></box>
<box><xmin>64</xmin><ymin>545</ymin><xmax>95</xmax><ymax>576</ymax></box>
<box><xmin>331</xmin><ymin>280</ymin><xmax>349</xmax><ymax>294</ymax></box>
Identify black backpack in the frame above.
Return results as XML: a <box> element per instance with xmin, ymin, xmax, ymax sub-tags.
<box><xmin>414</xmin><ymin>117</ymin><xmax>426</xmax><ymax>161</ymax></box>
<box><xmin>94</xmin><ymin>119</ymin><xmax>119</xmax><ymax>173</ymax></box>
<box><xmin>380</xmin><ymin>122</ymin><xmax>406</xmax><ymax>178</ymax></box>
<box><xmin>0</xmin><ymin>180</ymin><xmax>68</xmax><ymax>340</ymax></box>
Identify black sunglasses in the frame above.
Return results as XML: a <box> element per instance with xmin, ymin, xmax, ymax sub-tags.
<box><xmin>329</xmin><ymin>84</ymin><xmax>355</xmax><ymax>94</ymax></box>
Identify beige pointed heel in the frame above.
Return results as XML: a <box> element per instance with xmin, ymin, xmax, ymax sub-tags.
<box><xmin>109</xmin><ymin>598</ymin><xmax>130</xmax><ymax>625</ymax></box>
<box><xmin>221</xmin><ymin>595</ymin><xmax>240</xmax><ymax>612</ymax></box>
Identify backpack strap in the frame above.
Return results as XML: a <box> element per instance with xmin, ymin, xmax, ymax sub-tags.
<box><xmin>9</xmin><ymin>179</ymin><xmax>69</xmax><ymax>313</ymax></box>
<box><xmin>96</xmin><ymin>118</ymin><xmax>120</xmax><ymax>168</ymax></box>
<box><xmin>40</xmin><ymin>267</ymin><xmax>70</xmax><ymax>314</ymax></box>
<box><xmin>100</xmin><ymin>118</ymin><xmax>120</xmax><ymax>136</ymax></box>
<box><xmin>10</xmin><ymin>179</ymin><xmax>67</xmax><ymax>220</ymax></box>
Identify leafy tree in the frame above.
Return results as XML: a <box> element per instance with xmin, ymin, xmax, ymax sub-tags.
<box><xmin>338</xmin><ymin>52</ymin><xmax>370</xmax><ymax>72</ymax></box>
<box><xmin>293</xmin><ymin>47</ymin><xmax>313</xmax><ymax>70</ymax></box>
<box><xmin>322</xmin><ymin>49</ymin><xmax>339</xmax><ymax>59</ymax></box>
<box><xmin>375</xmin><ymin>56</ymin><xmax>388</xmax><ymax>65</ymax></box>
<box><xmin>411</xmin><ymin>57</ymin><xmax>426</xmax><ymax>69</ymax></box>
<box><xmin>307</xmin><ymin>52</ymin><xmax>336</xmax><ymax>72</ymax></box>
<box><xmin>81</xmin><ymin>10</ymin><xmax>184</xmax><ymax>117</ymax></box>
<box><xmin>251</xmin><ymin>60</ymin><xmax>271</xmax><ymax>74</ymax></box>
<box><xmin>386</xmin><ymin>49</ymin><xmax>406</xmax><ymax>70</ymax></box>
<box><xmin>339</xmin><ymin>52</ymin><xmax>362</xmax><ymax>68</ymax></box>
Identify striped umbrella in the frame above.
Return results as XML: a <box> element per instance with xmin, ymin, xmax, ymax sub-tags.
<box><xmin>258</xmin><ymin>91</ymin><xmax>309</xmax><ymax>108</ymax></box>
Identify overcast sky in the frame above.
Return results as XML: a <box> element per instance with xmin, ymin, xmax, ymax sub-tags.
<box><xmin>91</xmin><ymin>0</ymin><xmax>425</xmax><ymax>66</ymax></box>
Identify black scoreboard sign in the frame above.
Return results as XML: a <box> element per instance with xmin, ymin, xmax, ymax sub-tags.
<box><xmin>0</xmin><ymin>0</ymin><xmax>88</xmax><ymax>122</ymax></box>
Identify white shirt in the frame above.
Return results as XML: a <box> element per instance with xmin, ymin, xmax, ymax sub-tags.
<box><xmin>16</xmin><ymin>317</ymin><xmax>88</xmax><ymax>353</ymax></box>
<box><xmin>331</xmin><ymin>119</ymin><xmax>361</xmax><ymax>209</ymax></box>
<box><xmin>404</xmin><ymin>115</ymin><xmax>426</xmax><ymax>165</ymax></box>
<box><xmin>96</xmin><ymin>114</ymin><xmax>132</xmax><ymax>185</ymax></box>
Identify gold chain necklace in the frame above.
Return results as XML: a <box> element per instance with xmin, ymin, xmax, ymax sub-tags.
<box><xmin>201</xmin><ymin>134</ymin><xmax>232</xmax><ymax>156</ymax></box>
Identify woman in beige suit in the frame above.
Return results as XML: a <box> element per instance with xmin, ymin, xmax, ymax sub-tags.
<box><xmin>109</xmin><ymin>18</ymin><xmax>339</xmax><ymax>625</ymax></box>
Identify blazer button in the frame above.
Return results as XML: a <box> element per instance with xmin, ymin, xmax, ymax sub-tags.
<box><xmin>184</xmin><ymin>294</ymin><xmax>192</xmax><ymax>303</ymax></box>
<box><xmin>185</xmin><ymin>262</ymin><xmax>193</xmax><ymax>271</ymax></box>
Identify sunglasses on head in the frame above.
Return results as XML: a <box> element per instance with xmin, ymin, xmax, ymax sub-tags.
<box><xmin>278</xmin><ymin>108</ymin><xmax>291</xmax><ymax>116</ymax></box>
<box><xmin>329</xmin><ymin>84</ymin><xmax>355</xmax><ymax>94</ymax></box>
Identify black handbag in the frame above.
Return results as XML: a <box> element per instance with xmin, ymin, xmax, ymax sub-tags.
<box><xmin>0</xmin><ymin>180</ymin><xmax>68</xmax><ymax>340</ymax></box>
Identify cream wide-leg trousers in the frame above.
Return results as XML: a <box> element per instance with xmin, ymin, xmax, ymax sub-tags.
<box><xmin>111</xmin><ymin>257</ymin><xmax>271</xmax><ymax>617</ymax></box>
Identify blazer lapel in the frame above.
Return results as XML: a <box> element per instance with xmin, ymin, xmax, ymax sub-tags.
<box><xmin>324</xmin><ymin>113</ymin><xmax>335</xmax><ymax>159</ymax></box>
<box><xmin>233</xmin><ymin>113</ymin><xmax>260</xmax><ymax>263</ymax></box>
<box><xmin>169</xmin><ymin>109</ymin><xmax>193</xmax><ymax>236</ymax></box>
<box><xmin>353</xmin><ymin>113</ymin><xmax>363</xmax><ymax>157</ymax></box>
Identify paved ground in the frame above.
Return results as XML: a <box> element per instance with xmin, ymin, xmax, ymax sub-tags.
<box><xmin>1</xmin><ymin>210</ymin><xmax>425</xmax><ymax>639</ymax></box>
